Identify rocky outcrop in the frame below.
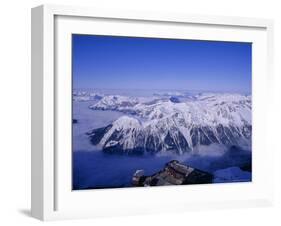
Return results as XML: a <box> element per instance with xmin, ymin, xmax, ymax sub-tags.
<box><xmin>132</xmin><ymin>160</ymin><xmax>213</xmax><ymax>186</ymax></box>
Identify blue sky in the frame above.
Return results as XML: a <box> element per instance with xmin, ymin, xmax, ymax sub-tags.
<box><xmin>72</xmin><ymin>35</ymin><xmax>251</xmax><ymax>93</ymax></box>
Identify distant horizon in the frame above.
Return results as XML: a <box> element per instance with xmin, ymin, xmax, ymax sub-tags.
<box><xmin>72</xmin><ymin>87</ymin><xmax>251</xmax><ymax>95</ymax></box>
<box><xmin>73</xmin><ymin>35</ymin><xmax>252</xmax><ymax>93</ymax></box>
<box><xmin>73</xmin><ymin>87</ymin><xmax>251</xmax><ymax>95</ymax></box>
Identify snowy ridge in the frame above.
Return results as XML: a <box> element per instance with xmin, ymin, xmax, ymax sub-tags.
<box><xmin>153</xmin><ymin>91</ymin><xmax>186</xmax><ymax>97</ymax></box>
<box><xmin>91</xmin><ymin>95</ymin><xmax>139</xmax><ymax>111</ymax></box>
<box><xmin>73</xmin><ymin>90</ymin><xmax>104</xmax><ymax>102</ymax></box>
<box><xmin>87</xmin><ymin>93</ymin><xmax>252</xmax><ymax>154</ymax></box>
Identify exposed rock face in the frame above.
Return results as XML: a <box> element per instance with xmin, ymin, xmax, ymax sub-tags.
<box><xmin>132</xmin><ymin>160</ymin><xmax>213</xmax><ymax>186</ymax></box>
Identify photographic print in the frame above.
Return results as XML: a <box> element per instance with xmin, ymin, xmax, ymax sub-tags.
<box><xmin>72</xmin><ymin>35</ymin><xmax>252</xmax><ymax>190</ymax></box>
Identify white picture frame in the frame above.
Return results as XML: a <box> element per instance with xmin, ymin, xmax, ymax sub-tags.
<box><xmin>31</xmin><ymin>4</ymin><xmax>274</xmax><ymax>221</ymax></box>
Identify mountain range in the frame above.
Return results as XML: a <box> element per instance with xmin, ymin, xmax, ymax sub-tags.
<box><xmin>86</xmin><ymin>93</ymin><xmax>252</xmax><ymax>154</ymax></box>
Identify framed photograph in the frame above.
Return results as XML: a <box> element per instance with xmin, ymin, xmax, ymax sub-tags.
<box><xmin>31</xmin><ymin>4</ymin><xmax>274</xmax><ymax>221</ymax></box>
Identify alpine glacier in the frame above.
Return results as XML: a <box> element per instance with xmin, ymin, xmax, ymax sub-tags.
<box><xmin>86</xmin><ymin>92</ymin><xmax>252</xmax><ymax>155</ymax></box>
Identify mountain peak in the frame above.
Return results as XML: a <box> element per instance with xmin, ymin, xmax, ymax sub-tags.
<box><xmin>87</xmin><ymin>93</ymin><xmax>252</xmax><ymax>155</ymax></box>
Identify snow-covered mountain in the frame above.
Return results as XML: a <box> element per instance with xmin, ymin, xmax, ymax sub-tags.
<box><xmin>90</xmin><ymin>95</ymin><xmax>139</xmax><ymax>112</ymax></box>
<box><xmin>153</xmin><ymin>91</ymin><xmax>186</xmax><ymax>97</ymax></box>
<box><xmin>73</xmin><ymin>90</ymin><xmax>104</xmax><ymax>102</ymax></box>
<box><xmin>87</xmin><ymin>93</ymin><xmax>252</xmax><ymax>154</ymax></box>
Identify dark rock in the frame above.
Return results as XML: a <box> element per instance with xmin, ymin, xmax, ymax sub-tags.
<box><xmin>164</xmin><ymin>131</ymin><xmax>190</xmax><ymax>153</ymax></box>
<box><xmin>132</xmin><ymin>160</ymin><xmax>213</xmax><ymax>186</ymax></box>
<box><xmin>87</xmin><ymin>124</ymin><xmax>113</xmax><ymax>145</ymax></box>
<box><xmin>169</xmin><ymin>96</ymin><xmax>181</xmax><ymax>103</ymax></box>
<box><xmin>240</xmin><ymin>162</ymin><xmax>252</xmax><ymax>172</ymax></box>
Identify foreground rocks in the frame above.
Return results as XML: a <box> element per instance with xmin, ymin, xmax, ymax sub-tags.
<box><xmin>132</xmin><ymin>160</ymin><xmax>213</xmax><ymax>186</ymax></box>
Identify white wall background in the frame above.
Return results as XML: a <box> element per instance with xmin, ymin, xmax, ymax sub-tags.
<box><xmin>0</xmin><ymin>0</ymin><xmax>280</xmax><ymax>225</ymax></box>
